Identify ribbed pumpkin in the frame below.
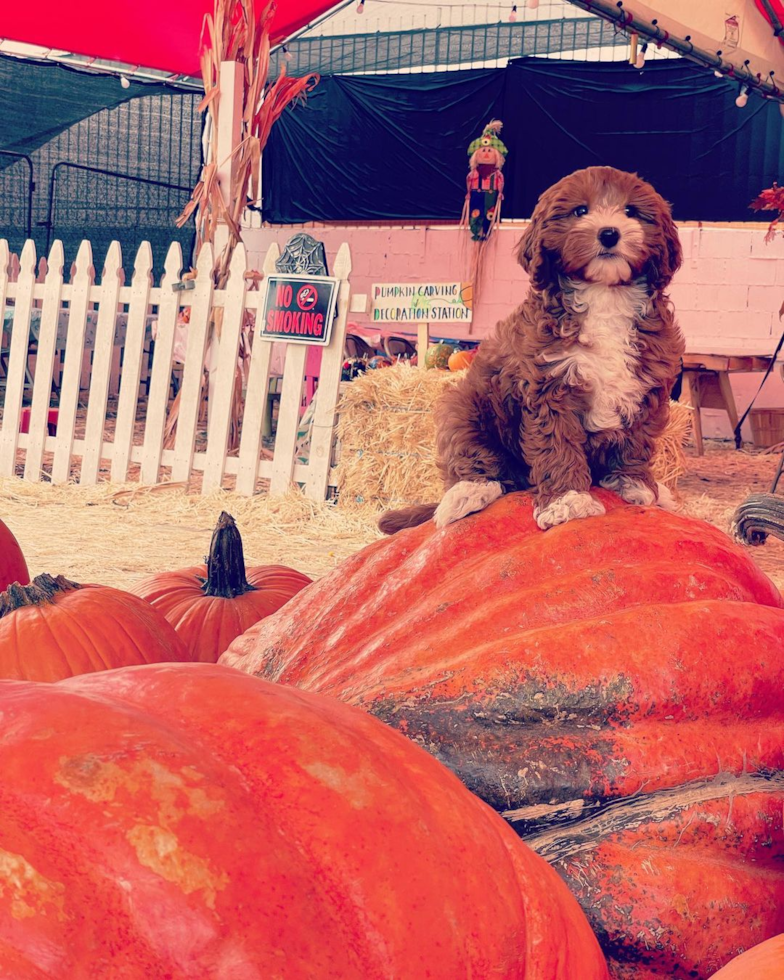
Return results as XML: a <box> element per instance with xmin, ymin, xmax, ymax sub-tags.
<box><xmin>0</xmin><ymin>574</ymin><xmax>191</xmax><ymax>681</ymax></box>
<box><xmin>710</xmin><ymin>934</ymin><xmax>784</xmax><ymax>978</ymax></box>
<box><xmin>0</xmin><ymin>517</ymin><xmax>28</xmax><ymax>591</ymax></box>
<box><xmin>222</xmin><ymin>490</ymin><xmax>784</xmax><ymax>980</ymax></box>
<box><xmin>131</xmin><ymin>511</ymin><xmax>311</xmax><ymax>663</ymax></box>
<box><xmin>0</xmin><ymin>662</ymin><xmax>608</xmax><ymax>979</ymax></box>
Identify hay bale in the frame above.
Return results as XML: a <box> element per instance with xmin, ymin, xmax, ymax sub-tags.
<box><xmin>336</xmin><ymin>363</ymin><xmax>691</xmax><ymax>509</ymax></box>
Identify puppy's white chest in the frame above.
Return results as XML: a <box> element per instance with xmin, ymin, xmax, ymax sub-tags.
<box><xmin>555</xmin><ymin>282</ymin><xmax>649</xmax><ymax>431</ymax></box>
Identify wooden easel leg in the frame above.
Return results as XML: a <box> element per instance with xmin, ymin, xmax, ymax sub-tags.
<box><xmin>717</xmin><ymin>370</ymin><xmax>740</xmax><ymax>438</ymax></box>
<box><xmin>682</xmin><ymin>372</ymin><xmax>704</xmax><ymax>456</ymax></box>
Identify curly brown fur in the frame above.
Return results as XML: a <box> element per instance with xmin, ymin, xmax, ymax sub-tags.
<box><xmin>379</xmin><ymin>166</ymin><xmax>685</xmax><ymax>533</ymax></box>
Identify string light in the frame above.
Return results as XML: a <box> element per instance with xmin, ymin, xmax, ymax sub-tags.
<box><xmin>282</xmin><ymin>45</ymin><xmax>292</xmax><ymax>62</ymax></box>
<box><xmin>635</xmin><ymin>42</ymin><xmax>648</xmax><ymax>69</ymax></box>
<box><xmin>527</xmin><ymin>0</ymin><xmax>539</xmax><ymax>8</ymax></box>
<box><xmin>735</xmin><ymin>84</ymin><xmax>749</xmax><ymax>108</ymax></box>
<box><xmin>120</xmin><ymin>75</ymin><xmax>131</xmax><ymax>89</ymax></box>
<box><xmin>508</xmin><ymin>4</ymin><xmax>517</xmax><ymax>22</ymax></box>
<box><xmin>356</xmin><ymin>0</ymin><xmax>365</xmax><ymax>12</ymax></box>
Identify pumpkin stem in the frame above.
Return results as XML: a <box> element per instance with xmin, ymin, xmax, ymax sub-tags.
<box><xmin>0</xmin><ymin>573</ymin><xmax>81</xmax><ymax>618</ymax></box>
<box><xmin>202</xmin><ymin>512</ymin><xmax>256</xmax><ymax>598</ymax></box>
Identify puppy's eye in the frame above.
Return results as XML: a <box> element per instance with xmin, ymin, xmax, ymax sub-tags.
<box><xmin>624</xmin><ymin>205</ymin><xmax>639</xmax><ymax>217</ymax></box>
<box><xmin>573</xmin><ymin>205</ymin><xmax>588</xmax><ymax>217</ymax></box>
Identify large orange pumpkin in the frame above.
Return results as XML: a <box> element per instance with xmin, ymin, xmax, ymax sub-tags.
<box><xmin>709</xmin><ymin>934</ymin><xmax>784</xmax><ymax>978</ymax></box>
<box><xmin>222</xmin><ymin>490</ymin><xmax>784</xmax><ymax>979</ymax></box>
<box><xmin>0</xmin><ymin>662</ymin><xmax>608</xmax><ymax>978</ymax></box>
<box><xmin>0</xmin><ymin>574</ymin><xmax>192</xmax><ymax>681</ymax></box>
<box><xmin>131</xmin><ymin>511</ymin><xmax>310</xmax><ymax>663</ymax></box>
<box><xmin>0</xmin><ymin>517</ymin><xmax>28</xmax><ymax>591</ymax></box>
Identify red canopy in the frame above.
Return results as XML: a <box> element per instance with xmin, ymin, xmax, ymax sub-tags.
<box><xmin>0</xmin><ymin>1</ymin><xmax>341</xmax><ymax>75</ymax></box>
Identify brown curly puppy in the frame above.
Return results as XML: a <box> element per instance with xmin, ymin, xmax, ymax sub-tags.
<box><xmin>380</xmin><ymin>165</ymin><xmax>685</xmax><ymax>534</ymax></box>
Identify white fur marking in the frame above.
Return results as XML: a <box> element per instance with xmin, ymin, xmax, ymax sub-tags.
<box><xmin>600</xmin><ymin>475</ymin><xmax>678</xmax><ymax>512</ymax></box>
<box><xmin>600</xmin><ymin>474</ymin><xmax>655</xmax><ymax>506</ymax></box>
<box><xmin>533</xmin><ymin>490</ymin><xmax>606</xmax><ymax>530</ymax></box>
<box><xmin>434</xmin><ymin>480</ymin><xmax>503</xmax><ymax>528</ymax></box>
<box><xmin>546</xmin><ymin>280</ymin><xmax>651</xmax><ymax>432</ymax></box>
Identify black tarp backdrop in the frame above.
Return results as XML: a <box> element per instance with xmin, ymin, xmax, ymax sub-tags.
<box><xmin>262</xmin><ymin>58</ymin><xmax>784</xmax><ymax>224</ymax></box>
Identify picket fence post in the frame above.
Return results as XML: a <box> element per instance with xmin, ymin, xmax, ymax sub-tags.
<box><xmin>51</xmin><ymin>241</ymin><xmax>94</xmax><ymax>484</ymax></box>
<box><xmin>24</xmin><ymin>241</ymin><xmax>64</xmax><ymax>481</ymax></box>
<box><xmin>0</xmin><ymin>240</ymin><xmax>36</xmax><ymax>478</ymax></box>
<box><xmin>171</xmin><ymin>244</ymin><xmax>214</xmax><ymax>484</ymax></box>
<box><xmin>305</xmin><ymin>243</ymin><xmax>352</xmax><ymax>501</ymax></box>
<box><xmin>80</xmin><ymin>242</ymin><xmax>123</xmax><ymax>485</ymax></box>
<box><xmin>139</xmin><ymin>242</ymin><xmax>182</xmax><ymax>485</ymax></box>
<box><xmin>111</xmin><ymin>243</ymin><xmax>153</xmax><ymax>483</ymax></box>
<box><xmin>202</xmin><ymin>244</ymin><xmax>247</xmax><ymax>493</ymax></box>
<box><xmin>235</xmin><ymin>243</ymin><xmax>277</xmax><ymax>496</ymax></box>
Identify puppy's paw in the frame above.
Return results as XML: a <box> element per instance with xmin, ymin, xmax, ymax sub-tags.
<box><xmin>600</xmin><ymin>474</ymin><xmax>656</xmax><ymax>506</ymax></box>
<box><xmin>655</xmin><ymin>482</ymin><xmax>677</xmax><ymax>512</ymax></box>
<box><xmin>534</xmin><ymin>490</ymin><xmax>605</xmax><ymax>530</ymax></box>
<box><xmin>434</xmin><ymin>480</ymin><xmax>503</xmax><ymax>528</ymax></box>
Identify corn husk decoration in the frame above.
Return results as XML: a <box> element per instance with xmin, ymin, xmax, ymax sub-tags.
<box><xmin>168</xmin><ymin>0</ymin><xmax>319</xmax><ymax>454</ymax></box>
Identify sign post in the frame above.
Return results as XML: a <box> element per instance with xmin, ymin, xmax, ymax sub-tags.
<box><xmin>417</xmin><ymin>323</ymin><xmax>430</xmax><ymax>369</ymax></box>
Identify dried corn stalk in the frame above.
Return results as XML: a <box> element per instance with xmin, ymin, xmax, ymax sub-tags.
<box><xmin>177</xmin><ymin>0</ymin><xmax>319</xmax><ymax>287</ymax></box>
<box><xmin>168</xmin><ymin>0</ymin><xmax>318</xmax><ymax>457</ymax></box>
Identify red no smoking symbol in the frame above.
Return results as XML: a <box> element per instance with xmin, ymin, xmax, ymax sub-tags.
<box><xmin>296</xmin><ymin>284</ymin><xmax>318</xmax><ymax>312</ymax></box>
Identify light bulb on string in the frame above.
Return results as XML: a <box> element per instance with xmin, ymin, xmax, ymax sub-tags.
<box><xmin>635</xmin><ymin>43</ymin><xmax>648</xmax><ymax>70</ymax></box>
<box><xmin>282</xmin><ymin>46</ymin><xmax>292</xmax><ymax>62</ymax></box>
<box><xmin>714</xmin><ymin>70</ymin><xmax>723</xmax><ymax>78</ymax></box>
<box><xmin>508</xmin><ymin>4</ymin><xmax>517</xmax><ymax>22</ymax></box>
<box><xmin>735</xmin><ymin>84</ymin><xmax>749</xmax><ymax>108</ymax></box>
<box><xmin>120</xmin><ymin>75</ymin><xmax>131</xmax><ymax>89</ymax></box>
<box><xmin>527</xmin><ymin>0</ymin><xmax>540</xmax><ymax>8</ymax></box>
<box><xmin>356</xmin><ymin>0</ymin><xmax>365</xmax><ymax>12</ymax></box>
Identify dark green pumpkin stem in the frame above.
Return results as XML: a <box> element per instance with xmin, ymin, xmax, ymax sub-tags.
<box><xmin>0</xmin><ymin>573</ymin><xmax>82</xmax><ymax>618</ymax></box>
<box><xmin>202</xmin><ymin>512</ymin><xmax>256</xmax><ymax>599</ymax></box>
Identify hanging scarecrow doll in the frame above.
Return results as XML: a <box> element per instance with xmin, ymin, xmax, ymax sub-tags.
<box><xmin>461</xmin><ymin>119</ymin><xmax>508</xmax><ymax>299</ymax></box>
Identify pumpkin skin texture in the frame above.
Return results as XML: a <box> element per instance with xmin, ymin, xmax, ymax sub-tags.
<box><xmin>0</xmin><ymin>663</ymin><xmax>609</xmax><ymax>979</ymax></box>
<box><xmin>0</xmin><ymin>574</ymin><xmax>192</xmax><ymax>681</ymax></box>
<box><xmin>131</xmin><ymin>511</ymin><xmax>311</xmax><ymax>663</ymax></box>
<box><xmin>709</xmin><ymin>934</ymin><xmax>784</xmax><ymax>978</ymax></box>
<box><xmin>221</xmin><ymin>490</ymin><xmax>784</xmax><ymax>980</ymax></box>
<box><xmin>0</xmin><ymin>518</ymin><xmax>28</xmax><ymax>591</ymax></box>
<box><xmin>448</xmin><ymin>348</ymin><xmax>476</xmax><ymax>371</ymax></box>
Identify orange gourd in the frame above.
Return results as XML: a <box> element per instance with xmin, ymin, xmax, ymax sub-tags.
<box><xmin>709</xmin><ymin>934</ymin><xmax>784</xmax><ymax>978</ymax></box>
<box><xmin>0</xmin><ymin>662</ymin><xmax>608</xmax><ymax>979</ymax></box>
<box><xmin>222</xmin><ymin>490</ymin><xmax>784</xmax><ymax>979</ymax></box>
<box><xmin>0</xmin><ymin>573</ymin><xmax>191</xmax><ymax>681</ymax></box>
<box><xmin>131</xmin><ymin>512</ymin><xmax>310</xmax><ymax>663</ymax></box>
<box><xmin>0</xmin><ymin>517</ymin><xmax>28</xmax><ymax>591</ymax></box>
<box><xmin>448</xmin><ymin>348</ymin><xmax>476</xmax><ymax>371</ymax></box>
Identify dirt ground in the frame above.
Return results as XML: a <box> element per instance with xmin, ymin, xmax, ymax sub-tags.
<box><xmin>677</xmin><ymin>442</ymin><xmax>784</xmax><ymax>589</ymax></box>
<box><xmin>1</xmin><ymin>438</ymin><xmax>783</xmax><ymax>592</ymax></box>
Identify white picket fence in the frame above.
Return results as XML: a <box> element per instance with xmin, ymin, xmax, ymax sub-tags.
<box><xmin>0</xmin><ymin>238</ymin><xmax>351</xmax><ymax>498</ymax></box>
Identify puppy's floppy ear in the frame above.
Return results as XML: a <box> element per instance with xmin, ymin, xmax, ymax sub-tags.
<box><xmin>516</xmin><ymin>210</ymin><xmax>557</xmax><ymax>292</ymax></box>
<box><xmin>646</xmin><ymin>199</ymin><xmax>682</xmax><ymax>291</ymax></box>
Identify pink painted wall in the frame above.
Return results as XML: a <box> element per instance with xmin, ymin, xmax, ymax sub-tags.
<box><xmin>246</xmin><ymin>222</ymin><xmax>784</xmax><ymax>442</ymax></box>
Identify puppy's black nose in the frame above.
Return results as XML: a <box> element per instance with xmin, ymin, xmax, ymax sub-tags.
<box><xmin>599</xmin><ymin>227</ymin><xmax>620</xmax><ymax>248</ymax></box>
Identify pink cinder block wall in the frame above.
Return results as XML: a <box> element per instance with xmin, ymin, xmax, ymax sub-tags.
<box><xmin>246</xmin><ymin>223</ymin><xmax>784</xmax><ymax>442</ymax></box>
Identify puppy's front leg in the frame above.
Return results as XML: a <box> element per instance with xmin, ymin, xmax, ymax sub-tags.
<box><xmin>522</xmin><ymin>406</ymin><xmax>605</xmax><ymax>530</ymax></box>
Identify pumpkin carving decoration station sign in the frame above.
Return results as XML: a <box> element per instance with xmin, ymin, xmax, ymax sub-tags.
<box><xmin>259</xmin><ymin>273</ymin><xmax>339</xmax><ymax>346</ymax></box>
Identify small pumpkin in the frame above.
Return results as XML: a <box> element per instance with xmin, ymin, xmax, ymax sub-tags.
<box><xmin>0</xmin><ymin>573</ymin><xmax>191</xmax><ymax>681</ymax></box>
<box><xmin>424</xmin><ymin>342</ymin><xmax>456</xmax><ymax>370</ymax></box>
<box><xmin>0</xmin><ymin>517</ymin><xmax>28</xmax><ymax>591</ymax></box>
<box><xmin>0</xmin><ymin>662</ymin><xmax>609</xmax><ymax>978</ymax></box>
<box><xmin>131</xmin><ymin>511</ymin><xmax>311</xmax><ymax>663</ymax></box>
<box><xmin>710</xmin><ymin>935</ymin><xmax>784</xmax><ymax>978</ymax></box>
<box><xmin>222</xmin><ymin>490</ymin><xmax>784</xmax><ymax>979</ymax></box>
<box><xmin>448</xmin><ymin>347</ymin><xmax>476</xmax><ymax>371</ymax></box>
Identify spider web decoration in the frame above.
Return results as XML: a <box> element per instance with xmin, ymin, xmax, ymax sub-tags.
<box><xmin>275</xmin><ymin>233</ymin><xmax>329</xmax><ymax>276</ymax></box>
